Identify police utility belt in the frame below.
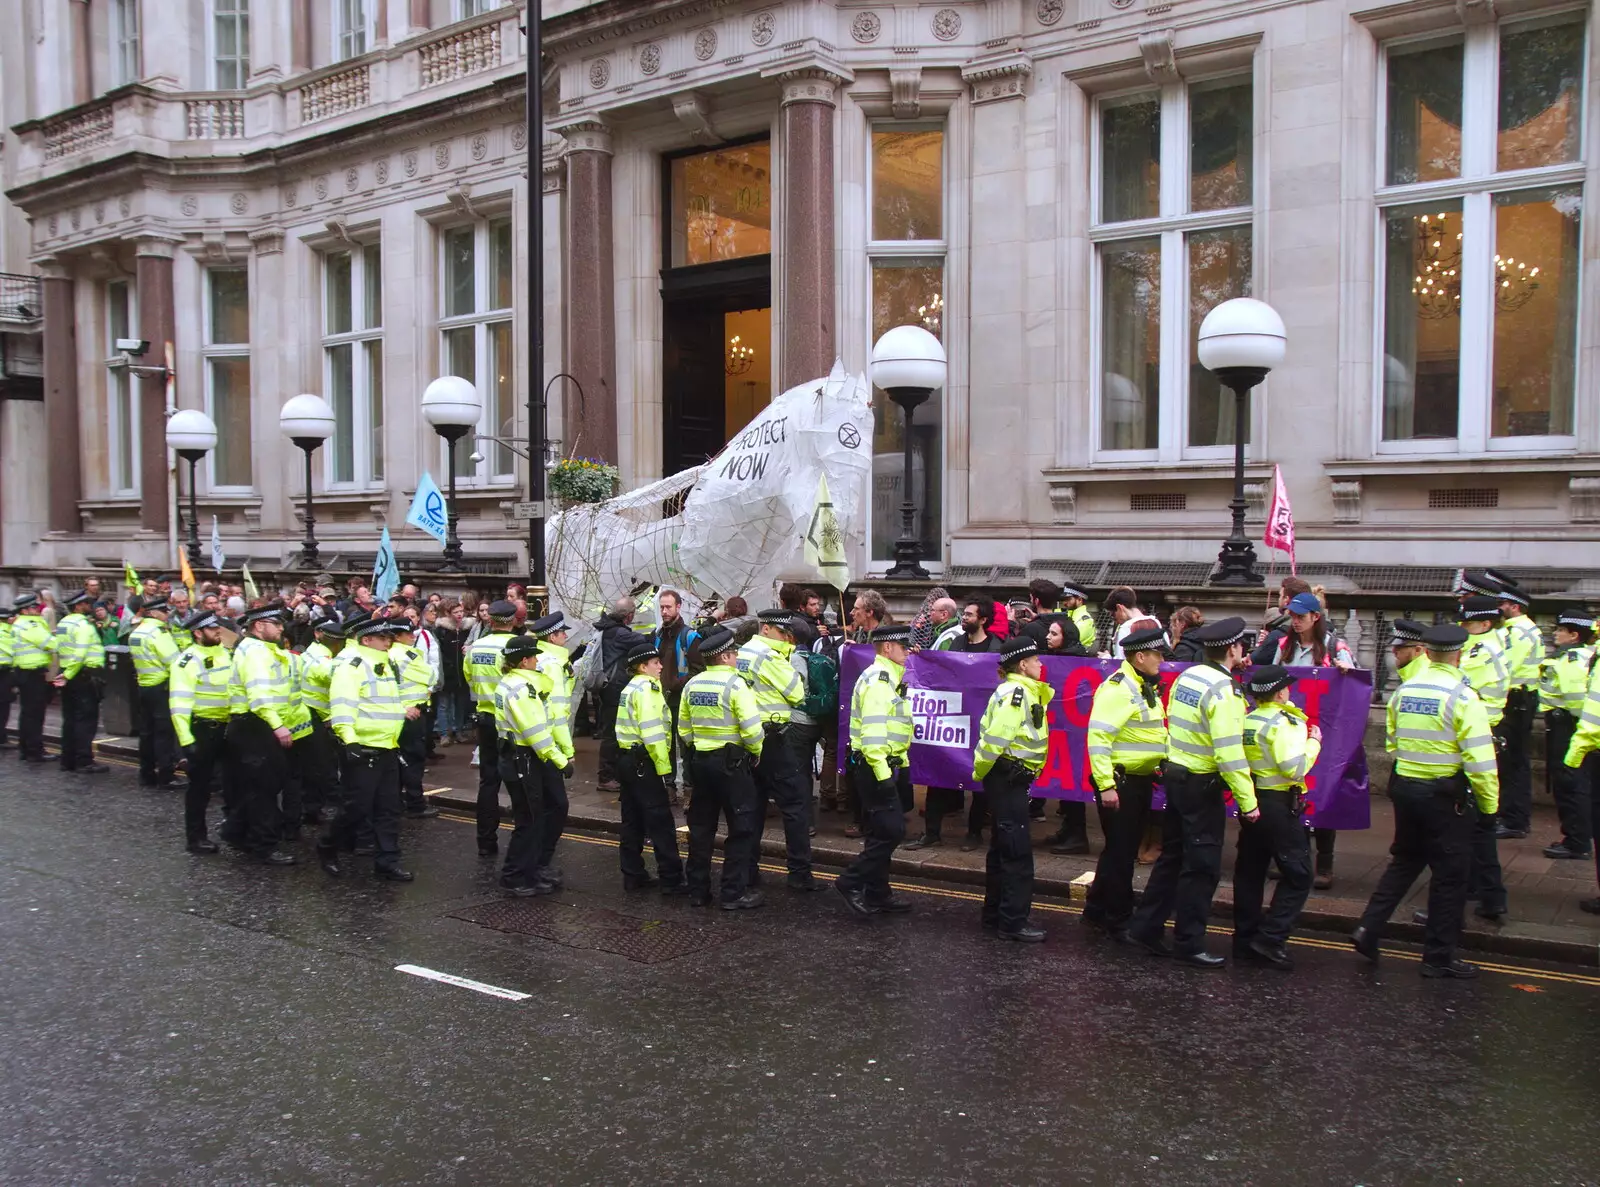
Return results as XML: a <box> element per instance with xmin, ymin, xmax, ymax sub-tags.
<box><xmin>991</xmin><ymin>754</ymin><xmax>1041</xmax><ymax>780</ymax></box>
<box><xmin>848</xmin><ymin>749</ymin><xmax>904</xmax><ymax>770</ymax></box>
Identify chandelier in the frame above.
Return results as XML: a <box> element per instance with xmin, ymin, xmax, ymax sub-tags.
<box><xmin>1412</xmin><ymin>213</ymin><xmax>1540</xmax><ymax>320</ymax></box>
<box><xmin>725</xmin><ymin>333</ymin><xmax>754</xmax><ymax>376</ymax></box>
<box><xmin>917</xmin><ymin>292</ymin><xmax>943</xmax><ymax>335</ymax></box>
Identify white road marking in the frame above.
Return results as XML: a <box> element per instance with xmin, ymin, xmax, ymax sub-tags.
<box><xmin>394</xmin><ymin>964</ymin><xmax>530</xmax><ymax>1001</ymax></box>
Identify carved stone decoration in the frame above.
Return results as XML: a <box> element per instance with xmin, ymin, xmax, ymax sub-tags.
<box><xmin>890</xmin><ymin>68</ymin><xmax>922</xmax><ymax>118</ymax></box>
<box><xmin>1036</xmin><ymin>0</ymin><xmax>1065</xmax><ymax>24</ymax></box>
<box><xmin>542</xmin><ymin>149</ymin><xmax>565</xmax><ymax>194</ymax></box>
<box><xmin>229</xmin><ymin>192</ymin><xmax>248</xmax><ymax>214</ymax></box>
<box><xmin>1456</xmin><ymin>0</ymin><xmax>1497</xmax><ymax>27</ymax></box>
<box><xmin>561</xmin><ymin>119</ymin><xmax>613</xmax><ymax>156</ymax></box>
<box><xmin>1110</xmin><ymin>0</ymin><xmax>1134</xmax><ymax>8</ymax></box>
<box><xmin>639</xmin><ymin>42</ymin><xmax>662</xmax><ymax>74</ymax></box>
<box><xmin>119</xmin><ymin>196</ymin><xmax>131</xmax><ymax>218</ymax></box>
<box><xmin>314</xmin><ymin>175</ymin><xmax>329</xmax><ymax>199</ymax></box>
<box><xmin>931</xmin><ymin>8</ymin><xmax>962</xmax><ymax>40</ymax></box>
<box><xmin>1331</xmin><ymin>479</ymin><xmax>1363</xmax><ymax>524</ymax></box>
<box><xmin>470</xmin><ymin>132</ymin><xmax>489</xmax><ymax>160</ymax></box>
<box><xmin>1570</xmin><ymin>477</ymin><xmax>1600</xmax><ymax>523</ymax></box>
<box><xmin>964</xmin><ymin>54</ymin><xmax>1033</xmax><ymax>105</ymax></box>
<box><xmin>1138</xmin><ymin>28</ymin><xmax>1179</xmax><ymax>82</ymax></box>
<box><xmin>750</xmin><ymin>11</ymin><xmax>775</xmax><ymax>46</ymax></box>
<box><xmin>70</xmin><ymin>209</ymin><xmax>81</xmax><ymax>229</ymax></box>
<box><xmin>179</xmin><ymin>195</ymin><xmax>199</xmax><ymax>216</ymax></box>
<box><xmin>403</xmin><ymin>150</ymin><xmax>419</xmax><ymax>177</ymax></box>
<box><xmin>283</xmin><ymin>185</ymin><xmax>298</xmax><ymax>207</ymax></box>
<box><xmin>672</xmin><ymin>92</ymin><xmax>722</xmax><ymax>145</ymax></box>
<box><xmin>48</xmin><ymin>215</ymin><xmax>58</xmax><ymax>236</ymax></box>
<box><xmin>1243</xmin><ymin>482</ymin><xmax>1266</xmax><ymax>524</ymax></box>
<box><xmin>588</xmin><ymin>58</ymin><xmax>610</xmax><ymax>88</ymax></box>
<box><xmin>693</xmin><ymin>26</ymin><xmax>717</xmax><ymax>60</ymax></box>
<box><xmin>344</xmin><ymin>167</ymin><xmax>359</xmax><ymax>191</ymax></box>
<box><xmin>249</xmin><ymin>227</ymin><xmax>285</xmax><ymax>256</ymax></box>
<box><xmin>435</xmin><ymin>142</ymin><xmax>451</xmax><ymax>169</ymax></box>
<box><xmin>851</xmin><ymin>11</ymin><xmax>882</xmax><ymax>42</ymax></box>
<box><xmin>375</xmin><ymin>158</ymin><xmax>390</xmax><ymax>184</ymax></box>
<box><xmin>510</xmin><ymin>123</ymin><xmax>528</xmax><ymax>150</ymax></box>
<box><xmin>93</xmin><ymin>203</ymin><xmax>105</xmax><ymax>224</ymax></box>
<box><xmin>778</xmin><ymin>68</ymin><xmax>846</xmax><ymax>107</ymax></box>
<box><xmin>1048</xmin><ymin>482</ymin><xmax>1078</xmax><ymax>526</ymax></box>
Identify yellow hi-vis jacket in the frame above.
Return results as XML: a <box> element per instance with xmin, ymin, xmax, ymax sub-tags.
<box><xmin>1460</xmin><ymin>630</ymin><xmax>1510</xmax><ymax>725</ymax></box>
<box><xmin>495</xmin><ymin>668</ymin><xmax>563</xmax><ymax>764</ymax></box>
<box><xmin>10</xmin><ymin>615</ymin><xmax>54</xmax><ymax>670</ymax></box>
<box><xmin>1497</xmin><ymin>613</ymin><xmax>1545</xmax><ymax>691</ymax></box>
<box><xmin>679</xmin><ymin>665</ymin><xmax>763</xmax><ymax>756</ymax></box>
<box><xmin>847</xmin><ymin>655</ymin><xmax>913</xmax><ymax>782</ymax></box>
<box><xmin>129</xmin><ymin>617</ymin><xmax>179</xmax><ymax>687</ymax></box>
<box><xmin>1085</xmin><ymin>661</ymin><xmax>1166</xmax><ymax>789</ymax></box>
<box><xmin>616</xmin><ymin>672</ymin><xmax>673</xmax><ymax>776</ymax></box>
<box><xmin>227</xmin><ymin>635</ymin><xmax>292</xmax><ymax>728</ymax></box>
<box><xmin>1070</xmin><ymin>605</ymin><xmax>1097</xmax><ymax>651</ymax></box>
<box><xmin>973</xmin><ymin>671</ymin><xmax>1054</xmax><ymax>780</ymax></box>
<box><xmin>281</xmin><ymin>647</ymin><xmax>314</xmax><ymax>741</ymax></box>
<box><xmin>55</xmin><ymin>612</ymin><xmax>105</xmax><ymax>681</ymax></box>
<box><xmin>1540</xmin><ymin>644</ymin><xmax>1592</xmax><ymax>715</ymax></box>
<box><xmin>1562</xmin><ymin>655</ymin><xmax>1600</xmax><ymax>769</ymax></box>
<box><xmin>1242</xmin><ymin>701</ymin><xmax>1321</xmax><ymax>791</ymax></box>
<box><xmin>168</xmin><ymin>643</ymin><xmax>232</xmax><ymax>747</ymax></box>
<box><xmin>329</xmin><ymin>643</ymin><xmax>405</xmax><ymax>748</ymax></box>
<box><xmin>735</xmin><ymin>634</ymin><xmax>805</xmax><ymax>725</ymax></box>
<box><xmin>1165</xmin><ymin>663</ymin><xmax>1256</xmax><ymax>812</ymax></box>
<box><xmin>0</xmin><ymin>620</ymin><xmax>11</xmax><ymax>666</ymax></box>
<box><xmin>1386</xmin><ymin>663</ymin><xmax>1499</xmax><ymax>813</ymax></box>
<box><xmin>299</xmin><ymin>641</ymin><xmax>338</xmax><ymax>719</ymax></box>
<box><xmin>464</xmin><ymin>630</ymin><xmax>514</xmax><ymax>715</ymax></box>
<box><xmin>395</xmin><ymin>643</ymin><xmax>434</xmax><ymax>708</ymax></box>
<box><xmin>536</xmin><ymin>639</ymin><xmax>576</xmax><ymax>763</ymax></box>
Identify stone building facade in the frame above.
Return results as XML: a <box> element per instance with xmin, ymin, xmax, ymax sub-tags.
<box><xmin>2</xmin><ymin>0</ymin><xmax>1597</xmax><ymax>590</ymax></box>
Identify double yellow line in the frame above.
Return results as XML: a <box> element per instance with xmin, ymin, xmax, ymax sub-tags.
<box><xmin>437</xmin><ymin>811</ymin><xmax>1600</xmax><ymax>989</ymax></box>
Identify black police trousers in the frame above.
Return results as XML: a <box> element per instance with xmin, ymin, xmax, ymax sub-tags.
<box><xmin>322</xmin><ymin>744</ymin><xmax>402</xmax><ymax>873</ymax></box>
<box><xmin>1085</xmin><ymin>772</ymin><xmax>1155</xmax><ymax>930</ymax></box>
<box><xmin>981</xmin><ymin>759</ymin><xmax>1037</xmax><ymax>933</ymax></box>
<box><xmin>14</xmin><ymin>668</ymin><xmax>46</xmax><ymax>760</ymax></box>
<box><xmin>1359</xmin><ymin>775</ymin><xmax>1475</xmax><ymax>966</ymax></box>
<box><xmin>618</xmin><ymin>744</ymin><xmax>684</xmax><ymax>886</ymax></box>
<box><xmin>685</xmin><ymin>744</ymin><xmax>758</xmax><ymax>903</ymax></box>
<box><xmin>398</xmin><ymin>712</ymin><xmax>428</xmax><ymax>811</ymax></box>
<box><xmin>59</xmin><ymin>670</ymin><xmax>101</xmax><ymax>770</ymax></box>
<box><xmin>475</xmin><ymin>710</ymin><xmax>502</xmax><ymax>850</ymax></box>
<box><xmin>1496</xmin><ymin>689</ymin><xmax>1535</xmax><ymax>831</ymax></box>
<box><xmin>747</xmin><ymin>724</ymin><xmax>813</xmax><ymax>884</ymax></box>
<box><xmin>223</xmin><ymin>713</ymin><xmax>287</xmax><ymax>856</ymax></box>
<box><xmin>1546</xmin><ymin>711</ymin><xmax>1593</xmax><ymax>853</ymax></box>
<box><xmin>1130</xmin><ymin>765</ymin><xmax>1226</xmax><ymax>955</ymax></box>
<box><xmin>924</xmin><ymin>785</ymin><xmax>988</xmax><ymax>841</ymax></box>
<box><xmin>498</xmin><ymin>741</ymin><xmax>544</xmax><ymax>889</ymax></box>
<box><xmin>136</xmin><ymin>683</ymin><xmax>178</xmax><ymax>785</ymax></box>
<box><xmin>294</xmin><ymin>714</ymin><xmax>341</xmax><ymax>821</ymax></box>
<box><xmin>535</xmin><ymin>754</ymin><xmax>569</xmax><ymax>874</ymax></box>
<box><xmin>836</xmin><ymin>756</ymin><xmax>909</xmax><ymax>905</ymax></box>
<box><xmin>184</xmin><ymin>717</ymin><xmax>228</xmax><ymax>845</ymax></box>
<box><xmin>1232</xmin><ymin>789</ymin><xmax>1313</xmax><ymax>949</ymax></box>
<box><xmin>0</xmin><ymin>664</ymin><xmax>13</xmax><ymax>746</ymax></box>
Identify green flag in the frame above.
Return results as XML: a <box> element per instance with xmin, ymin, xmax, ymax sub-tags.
<box><xmin>803</xmin><ymin>473</ymin><xmax>849</xmax><ymax>592</ymax></box>
<box><xmin>241</xmin><ymin>562</ymin><xmax>259</xmax><ymax>602</ymax></box>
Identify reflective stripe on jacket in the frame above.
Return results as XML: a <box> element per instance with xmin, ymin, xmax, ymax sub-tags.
<box><xmin>227</xmin><ymin>635</ymin><xmax>292</xmax><ymax>727</ymax></box>
<box><xmin>168</xmin><ymin>644</ymin><xmax>233</xmax><ymax>747</ymax></box>
<box><xmin>464</xmin><ymin>631</ymin><xmax>514</xmax><ymax>714</ymax></box>
<box><xmin>1540</xmin><ymin>645</ymin><xmax>1592</xmax><ymax>715</ymax></box>
<box><xmin>847</xmin><ymin>656</ymin><xmax>912</xmax><ymax>782</ymax></box>
<box><xmin>1460</xmin><ymin>632</ymin><xmax>1509</xmax><ymax>725</ymax></box>
<box><xmin>10</xmin><ymin>616</ymin><xmax>55</xmax><ymax>670</ymax></box>
<box><xmin>536</xmin><ymin>640</ymin><xmax>576</xmax><ymax>762</ymax></box>
<box><xmin>299</xmin><ymin>641</ymin><xmax>337</xmax><ymax>718</ymax></box>
<box><xmin>973</xmin><ymin>672</ymin><xmax>1054</xmax><ymax>780</ymax></box>
<box><xmin>1085</xmin><ymin>661</ymin><xmax>1166</xmax><ymax>787</ymax></box>
<box><xmin>1165</xmin><ymin>663</ymin><xmax>1255</xmax><ymax>812</ymax></box>
<box><xmin>1070</xmin><ymin>605</ymin><xmax>1097</xmax><ymax>651</ymax></box>
<box><xmin>616</xmin><ymin>673</ymin><xmax>672</xmax><ymax>775</ymax></box>
<box><xmin>678</xmin><ymin>667</ymin><xmax>763</xmax><ymax>755</ymax></box>
<box><xmin>1497</xmin><ymin>614</ymin><xmax>1545</xmax><ymax>690</ymax></box>
<box><xmin>735</xmin><ymin>635</ymin><xmax>805</xmax><ymax>724</ymax></box>
<box><xmin>1242</xmin><ymin>702</ymin><xmax>1320</xmax><ymax>792</ymax></box>
<box><xmin>496</xmin><ymin>668</ymin><xmax>561</xmax><ymax>764</ymax></box>
<box><xmin>130</xmin><ymin>618</ymin><xmax>179</xmax><ymax>687</ymax></box>
<box><xmin>55</xmin><ymin>613</ymin><xmax>105</xmax><ymax>680</ymax></box>
<box><xmin>1386</xmin><ymin>664</ymin><xmax>1499</xmax><ymax>812</ymax></box>
<box><xmin>329</xmin><ymin>644</ymin><xmax>405</xmax><ymax>748</ymax></box>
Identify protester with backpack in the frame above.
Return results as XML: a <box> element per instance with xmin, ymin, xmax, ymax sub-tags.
<box><xmin>591</xmin><ymin>597</ymin><xmax>639</xmax><ymax>794</ymax></box>
<box><xmin>787</xmin><ymin>622</ymin><xmax>840</xmax><ymax>834</ymax></box>
<box><xmin>652</xmin><ymin>589</ymin><xmax>699</xmax><ymax>800</ymax></box>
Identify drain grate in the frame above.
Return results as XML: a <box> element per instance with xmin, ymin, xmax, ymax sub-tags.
<box><xmin>446</xmin><ymin>898</ymin><xmax>735</xmax><ymax>965</ymax></box>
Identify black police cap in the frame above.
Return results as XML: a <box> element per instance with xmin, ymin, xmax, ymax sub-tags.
<box><xmin>1457</xmin><ymin>596</ymin><xmax>1502</xmax><ymax>623</ymax></box>
<box><xmin>1423</xmin><ymin>623</ymin><xmax>1469</xmax><ymax>651</ymax></box>
<box><xmin>487</xmin><ymin>599</ymin><xmax>519</xmax><ymax>619</ymax></box>
<box><xmin>699</xmin><ymin>627</ymin><xmax>737</xmax><ymax>657</ymax></box>
<box><xmin>503</xmin><ymin>635</ymin><xmax>541</xmax><ymax>663</ymax></box>
<box><xmin>1121</xmin><ymin>626</ymin><xmax>1168</xmax><ymax>654</ymax></box>
<box><xmin>999</xmin><ymin>635</ymin><xmax>1039</xmax><ymax>664</ymax></box>
<box><xmin>1245</xmin><ymin>665</ymin><xmax>1296</xmax><ymax>697</ymax></box>
<box><xmin>1194</xmin><ymin>616</ymin><xmax>1250</xmax><ymax>648</ymax></box>
<box><xmin>625</xmin><ymin>639</ymin><xmax>660</xmax><ymax>668</ymax></box>
<box><xmin>530</xmin><ymin>612</ymin><xmax>568</xmax><ymax>638</ymax></box>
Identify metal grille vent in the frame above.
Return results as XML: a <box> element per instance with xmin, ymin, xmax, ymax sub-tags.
<box><xmin>1130</xmin><ymin>492</ymin><xmax>1186</xmax><ymax>512</ymax></box>
<box><xmin>1428</xmin><ymin>488</ymin><xmax>1499</xmax><ymax>510</ymax></box>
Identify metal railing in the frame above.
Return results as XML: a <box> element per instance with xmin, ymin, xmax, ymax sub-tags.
<box><xmin>0</xmin><ymin>273</ymin><xmax>42</xmax><ymax>323</ymax></box>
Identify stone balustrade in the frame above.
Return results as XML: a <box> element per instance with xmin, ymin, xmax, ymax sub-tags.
<box><xmin>184</xmin><ymin>97</ymin><xmax>246</xmax><ymax>140</ymax></box>
<box><xmin>420</xmin><ymin>20</ymin><xmax>502</xmax><ymax>87</ymax></box>
<box><xmin>41</xmin><ymin>102</ymin><xmax>114</xmax><ymax>160</ymax></box>
<box><xmin>295</xmin><ymin>62</ymin><xmax>371</xmax><ymax>124</ymax></box>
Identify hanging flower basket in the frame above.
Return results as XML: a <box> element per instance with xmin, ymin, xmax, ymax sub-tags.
<box><xmin>548</xmin><ymin>457</ymin><xmax>619</xmax><ymax>504</ymax></box>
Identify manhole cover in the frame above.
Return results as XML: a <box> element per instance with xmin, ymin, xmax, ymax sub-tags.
<box><xmin>446</xmin><ymin>899</ymin><xmax>734</xmax><ymax>965</ymax></box>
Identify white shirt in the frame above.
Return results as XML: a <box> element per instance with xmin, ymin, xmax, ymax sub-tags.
<box><xmin>1111</xmin><ymin>614</ymin><xmax>1163</xmax><ymax>660</ymax></box>
<box><xmin>416</xmin><ymin>628</ymin><xmax>442</xmax><ymax>690</ymax></box>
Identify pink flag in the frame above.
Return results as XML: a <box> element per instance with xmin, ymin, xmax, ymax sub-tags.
<box><xmin>1264</xmin><ymin>463</ymin><xmax>1297</xmax><ymax>574</ymax></box>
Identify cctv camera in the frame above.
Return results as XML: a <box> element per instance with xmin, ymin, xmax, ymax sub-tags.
<box><xmin>468</xmin><ymin>450</ymin><xmax>485</xmax><ymax>464</ymax></box>
<box><xmin>116</xmin><ymin>338</ymin><xmax>151</xmax><ymax>356</ymax></box>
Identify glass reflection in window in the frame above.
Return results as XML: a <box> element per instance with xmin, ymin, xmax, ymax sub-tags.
<box><xmin>668</xmin><ymin>142</ymin><xmax>772</xmax><ymax>268</ymax></box>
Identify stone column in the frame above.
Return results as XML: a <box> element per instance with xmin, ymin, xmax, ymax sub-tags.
<box><xmin>778</xmin><ymin>70</ymin><xmax>844</xmax><ymax>388</ymax></box>
<box><xmin>291</xmin><ymin>0</ymin><xmax>313</xmax><ymax>72</ymax></box>
<box><xmin>40</xmin><ymin>260</ymin><xmax>82</xmax><ymax>534</ymax></box>
<box><xmin>136</xmin><ymin>238</ymin><xmax>178</xmax><ymax>534</ymax></box>
<box><xmin>69</xmin><ymin>0</ymin><xmax>92</xmax><ymax>104</ymax></box>
<box><xmin>562</xmin><ymin>120</ymin><xmax>617</xmax><ymax>464</ymax></box>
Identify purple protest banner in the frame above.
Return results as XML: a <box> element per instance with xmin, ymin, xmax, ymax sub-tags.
<box><xmin>838</xmin><ymin>647</ymin><xmax>1372</xmax><ymax>830</ymax></box>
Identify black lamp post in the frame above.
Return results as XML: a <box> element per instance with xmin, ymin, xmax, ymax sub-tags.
<box><xmin>165</xmin><ymin>408</ymin><xmax>217</xmax><ymax>568</ymax></box>
<box><xmin>870</xmin><ymin>324</ymin><xmax>948</xmax><ymax>580</ymax></box>
<box><xmin>421</xmin><ymin>375</ymin><xmax>484</xmax><ymax>574</ymax></box>
<box><xmin>279</xmin><ymin>393</ymin><xmax>336</xmax><ymax>570</ymax></box>
<box><xmin>1198</xmin><ymin>298</ymin><xmax>1286</xmax><ymax>587</ymax></box>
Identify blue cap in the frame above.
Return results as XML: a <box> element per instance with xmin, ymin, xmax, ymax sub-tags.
<box><xmin>1287</xmin><ymin>592</ymin><xmax>1323</xmax><ymax>615</ymax></box>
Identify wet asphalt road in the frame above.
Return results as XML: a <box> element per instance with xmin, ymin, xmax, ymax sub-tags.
<box><xmin>2</xmin><ymin>756</ymin><xmax>1599</xmax><ymax>1187</ymax></box>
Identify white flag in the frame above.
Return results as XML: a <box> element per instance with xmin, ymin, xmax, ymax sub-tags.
<box><xmin>210</xmin><ymin>516</ymin><xmax>226</xmax><ymax>575</ymax></box>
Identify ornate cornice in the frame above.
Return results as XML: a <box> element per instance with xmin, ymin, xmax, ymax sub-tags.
<box><xmin>962</xmin><ymin>51</ymin><xmax>1033</xmax><ymax>105</ymax></box>
<box><xmin>776</xmin><ymin>66</ymin><xmax>850</xmax><ymax>108</ymax></box>
<box><xmin>557</xmin><ymin>119</ymin><xmax>613</xmax><ymax>156</ymax></box>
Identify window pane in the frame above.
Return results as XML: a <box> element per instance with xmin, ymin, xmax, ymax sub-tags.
<box><xmin>329</xmin><ymin>342</ymin><xmax>354</xmax><ymax>483</ymax></box>
<box><xmin>870</xmin><ymin>259</ymin><xmax>944</xmax><ymax>562</ymax></box>
<box><xmin>1101</xmin><ymin>94</ymin><xmax>1160</xmax><ymax>223</ymax></box>
<box><xmin>668</xmin><ymin>142</ymin><xmax>773</xmax><ymax>267</ymax></box>
<box><xmin>1187</xmin><ymin>226</ymin><xmax>1253</xmax><ymax>447</ymax></box>
<box><xmin>1099</xmin><ymin>238</ymin><xmax>1161</xmax><ymax>451</ymax></box>
<box><xmin>443</xmin><ymin>227</ymin><xmax>475</xmax><ymax>316</ymax></box>
<box><xmin>210</xmin><ymin>357</ymin><xmax>253</xmax><ymax>486</ymax></box>
<box><xmin>1386</xmin><ymin>40</ymin><xmax>1463</xmax><ymax>186</ymax></box>
<box><xmin>107</xmin><ymin>282</ymin><xmax>130</xmax><ymax>344</ymax></box>
<box><xmin>489</xmin><ymin>219</ymin><xmax>513</xmax><ymax>311</ymax></box>
<box><xmin>209</xmin><ymin>269</ymin><xmax>249</xmax><ymax>344</ymax></box>
<box><xmin>872</xmin><ymin>129</ymin><xmax>944</xmax><ymax>240</ymax></box>
<box><xmin>1492</xmin><ymin>186</ymin><xmax>1580</xmax><ymax>438</ymax></box>
<box><xmin>113</xmin><ymin>372</ymin><xmax>135</xmax><ymax>493</ymax></box>
<box><xmin>443</xmin><ymin>326</ymin><xmax>476</xmax><ymax>478</ymax></box>
<box><xmin>1190</xmin><ymin>79</ymin><xmax>1252</xmax><ymax>212</ymax></box>
<box><xmin>1382</xmin><ymin>204</ymin><xmax>1461</xmax><ymax>441</ymax></box>
<box><xmin>325</xmin><ymin>251</ymin><xmax>352</xmax><ymax>335</ymax></box>
<box><xmin>1498</xmin><ymin>21</ymin><xmax>1584</xmax><ymax>173</ymax></box>
<box><xmin>366</xmin><ymin>339</ymin><xmax>384</xmax><ymax>481</ymax></box>
<box><xmin>489</xmin><ymin>320</ymin><xmax>514</xmax><ymax>475</ymax></box>
<box><xmin>362</xmin><ymin>244</ymin><xmax>382</xmax><ymax>329</ymax></box>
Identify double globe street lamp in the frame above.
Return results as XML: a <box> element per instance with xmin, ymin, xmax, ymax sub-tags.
<box><xmin>1196</xmin><ymin>297</ymin><xmax>1287</xmax><ymax>587</ymax></box>
<box><xmin>870</xmin><ymin>324</ymin><xmax>948</xmax><ymax>580</ymax></box>
<box><xmin>420</xmin><ymin>374</ymin><xmax>483</xmax><ymax>574</ymax></box>
<box><xmin>278</xmin><ymin>393</ymin><xmax>337</xmax><ymax>570</ymax></box>
<box><xmin>165</xmin><ymin>408</ymin><xmax>218</xmax><ymax>568</ymax></box>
